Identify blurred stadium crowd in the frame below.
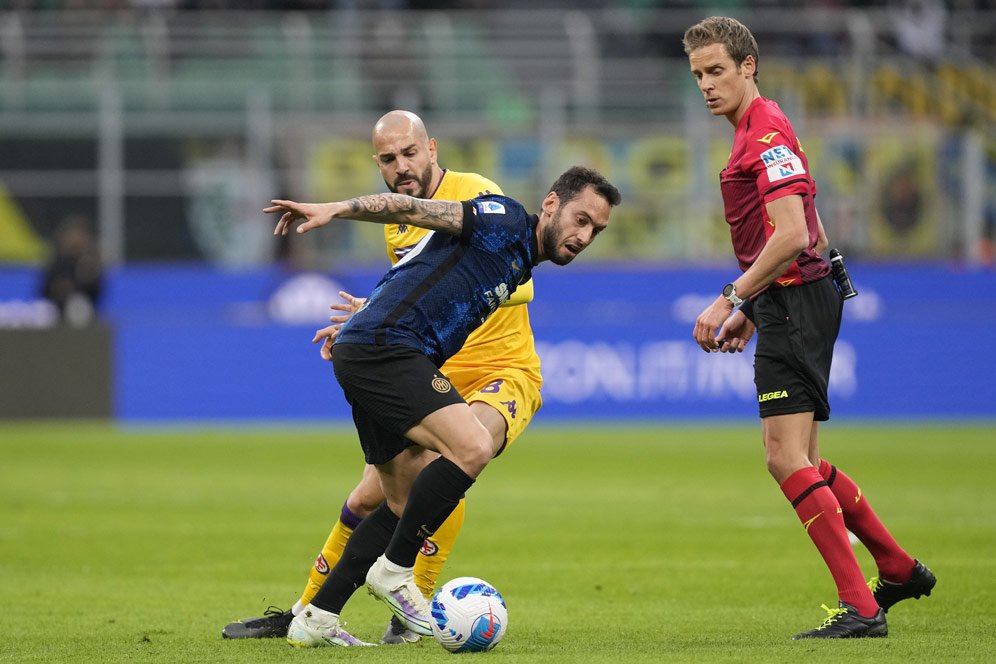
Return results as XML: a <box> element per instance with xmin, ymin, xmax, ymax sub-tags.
<box><xmin>0</xmin><ymin>1</ymin><xmax>992</xmax><ymax>268</ymax></box>
<box><xmin>0</xmin><ymin>2</ymin><xmax>992</xmax><ymax>426</ymax></box>
<box><xmin>0</xmin><ymin>1</ymin><xmax>993</xmax><ymax>15</ymax></box>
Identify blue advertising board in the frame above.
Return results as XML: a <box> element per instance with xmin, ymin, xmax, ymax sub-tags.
<box><xmin>1</xmin><ymin>263</ymin><xmax>993</xmax><ymax>421</ymax></box>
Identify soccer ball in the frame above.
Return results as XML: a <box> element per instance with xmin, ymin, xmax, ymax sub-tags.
<box><xmin>430</xmin><ymin>576</ymin><xmax>508</xmax><ymax>653</ymax></box>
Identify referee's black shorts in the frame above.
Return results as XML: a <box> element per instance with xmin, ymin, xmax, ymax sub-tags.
<box><xmin>752</xmin><ymin>275</ymin><xmax>843</xmax><ymax>421</ymax></box>
<box><xmin>332</xmin><ymin>343</ymin><xmax>467</xmax><ymax>465</ymax></box>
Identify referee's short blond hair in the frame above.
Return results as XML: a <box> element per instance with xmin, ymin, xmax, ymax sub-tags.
<box><xmin>683</xmin><ymin>16</ymin><xmax>760</xmax><ymax>81</ymax></box>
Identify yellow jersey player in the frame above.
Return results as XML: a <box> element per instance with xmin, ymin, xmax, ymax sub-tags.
<box><xmin>222</xmin><ymin>110</ymin><xmax>543</xmax><ymax>644</ymax></box>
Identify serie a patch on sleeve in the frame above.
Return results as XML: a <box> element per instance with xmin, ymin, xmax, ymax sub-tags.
<box><xmin>476</xmin><ymin>200</ymin><xmax>506</xmax><ymax>215</ymax></box>
<box><xmin>760</xmin><ymin>145</ymin><xmax>806</xmax><ymax>182</ymax></box>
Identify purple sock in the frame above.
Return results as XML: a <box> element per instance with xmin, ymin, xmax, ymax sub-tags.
<box><xmin>340</xmin><ymin>501</ymin><xmax>364</xmax><ymax>530</ymax></box>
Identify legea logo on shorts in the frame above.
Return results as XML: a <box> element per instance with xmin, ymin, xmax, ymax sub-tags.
<box><xmin>758</xmin><ymin>390</ymin><xmax>789</xmax><ymax>402</ymax></box>
<box><xmin>432</xmin><ymin>376</ymin><xmax>452</xmax><ymax>393</ymax></box>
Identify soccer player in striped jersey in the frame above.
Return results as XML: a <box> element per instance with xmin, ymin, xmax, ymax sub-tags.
<box><xmin>683</xmin><ymin>16</ymin><xmax>935</xmax><ymax>639</ymax></box>
<box><xmin>268</xmin><ymin>165</ymin><xmax>619</xmax><ymax>646</ymax></box>
<box><xmin>222</xmin><ymin>111</ymin><xmax>542</xmax><ymax>644</ymax></box>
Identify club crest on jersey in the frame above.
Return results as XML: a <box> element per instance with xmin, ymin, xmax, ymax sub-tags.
<box><xmin>476</xmin><ymin>200</ymin><xmax>506</xmax><ymax>215</ymax></box>
<box><xmin>432</xmin><ymin>376</ymin><xmax>452</xmax><ymax>393</ymax></box>
<box><xmin>760</xmin><ymin>145</ymin><xmax>805</xmax><ymax>182</ymax></box>
<box><xmin>314</xmin><ymin>553</ymin><xmax>330</xmax><ymax>575</ymax></box>
<box><xmin>420</xmin><ymin>538</ymin><xmax>439</xmax><ymax>556</ymax></box>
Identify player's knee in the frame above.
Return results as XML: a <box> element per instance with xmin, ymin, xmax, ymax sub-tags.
<box><xmin>345</xmin><ymin>479</ymin><xmax>384</xmax><ymax>517</ymax></box>
<box><xmin>345</xmin><ymin>493</ymin><xmax>378</xmax><ymax>517</ymax></box>
<box><xmin>468</xmin><ymin>402</ymin><xmax>508</xmax><ymax>457</ymax></box>
<box><xmin>452</xmin><ymin>429</ymin><xmax>493</xmax><ymax>478</ymax></box>
<box><xmin>764</xmin><ymin>447</ymin><xmax>807</xmax><ymax>483</ymax></box>
<box><xmin>764</xmin><ymin>454</ymin><xmax>785</xmax><ymax>480</ymax></box>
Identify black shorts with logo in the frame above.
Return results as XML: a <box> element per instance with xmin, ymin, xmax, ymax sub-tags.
<box><xmin>332</xmin><ymin>343</ymin><xmax>467</xmax><ymax>464</ymax></box>
<box><xmin>752</xmin><ymin>275</ymin><xmax>843</xmax><ymax>421</ymax></box>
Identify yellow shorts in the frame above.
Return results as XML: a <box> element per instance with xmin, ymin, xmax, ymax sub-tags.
<box><xmin>443</xmin><ymin>366</ymin><xmax>543</xmax><ymax>450</ymax></box>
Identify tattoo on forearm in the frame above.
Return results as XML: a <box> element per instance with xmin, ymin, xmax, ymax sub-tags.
<box><xmin>346</xmin><ymin>193</ymin><xmax>463</xmax><ymax>234</ymax></box>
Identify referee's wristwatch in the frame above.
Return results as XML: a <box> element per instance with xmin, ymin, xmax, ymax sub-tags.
<box><xmin>722</xmin><ymin>282</ymin><xmax>743</xmax><ymax>307</ymax></box>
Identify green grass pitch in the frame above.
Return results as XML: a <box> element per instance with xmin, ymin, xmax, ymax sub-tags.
<box><xmin>1</xmin><ymin>422</ymin><xmax>994</xmax><ymax>662</ymax></box>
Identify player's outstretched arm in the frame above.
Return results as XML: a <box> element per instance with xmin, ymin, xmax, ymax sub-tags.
<box><xmin>266</xmin><ymin>194</ymin><xmax>464</xmax><ymax>236</ymax></box>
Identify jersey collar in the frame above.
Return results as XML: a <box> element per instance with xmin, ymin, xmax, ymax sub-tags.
<box><xmin>426</xmin><ymin>168</ymin><xmax>448</xmax><ymax>199</ymax></box>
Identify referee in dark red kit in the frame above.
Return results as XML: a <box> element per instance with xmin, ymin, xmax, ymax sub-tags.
<box><xmin>683</xmin><ymin>16</ymin><xmax>935</xmax><ymax>639</ymax></box>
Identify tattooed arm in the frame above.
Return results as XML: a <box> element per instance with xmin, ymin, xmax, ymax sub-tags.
<box><xmin>267</xmin><ymin>193</ymin><xmax>465</xmax><ymax>237</ymax></box>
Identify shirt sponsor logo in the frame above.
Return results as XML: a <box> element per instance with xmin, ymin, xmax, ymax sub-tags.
<box><xmin>758</xmin><ymin>389</ymin><xmax>789</xmax><ymax>402</ymax></box>
<box><xmin>480</xmin><ymin>283</ymin><xmax>512</xmax><ymax>324</ymax></box>
<box><xmin>477</xmin><ymin>201</ymin><xmax>506</xmax><ymax>215</ymax></box>
<box><xmin>760</xmin><ymin>145</ymin><xmax>806</xmax><ymax>182</ymax></box>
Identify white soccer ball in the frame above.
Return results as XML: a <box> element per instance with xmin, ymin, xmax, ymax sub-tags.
<box><xmin>430</xmin><ymin>576</ymin><xmax>508</xmax><ymax>653</ymax></box>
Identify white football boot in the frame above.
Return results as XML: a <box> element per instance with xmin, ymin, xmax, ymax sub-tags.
<box><xmin>365</xmin><ymin>555</ymin><xmax>433</xmax><ymax>636</ymax></box>
<box><xmin>285</xmin><ymin>604</ymin><xmax>373</xmax><ymax>648</ymax></box>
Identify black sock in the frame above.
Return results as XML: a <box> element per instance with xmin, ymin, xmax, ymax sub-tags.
<box><xmin>385</xmin><ymin>456</ymin><xmax>475</xmax><ymax>568</ymax></box>
<box><xmin>310</xmin><ymin>503</ymin><xmax>399</xmax><ymax>614</ymax></box>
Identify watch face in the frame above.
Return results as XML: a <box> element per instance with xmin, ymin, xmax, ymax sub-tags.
<box><xmin>723</xmin><ymin>283</ymin><xmax>734</xmax><ymax>298</ymax></box>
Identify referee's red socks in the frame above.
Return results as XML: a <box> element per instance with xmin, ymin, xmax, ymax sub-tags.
<box><xmin>780</xmin><ymin>466</ymin><xmax>879</xmax><ymax>618</ymax></box>
<box><xmin>818</xmin><ymin>459</ymin><xmax>915</xmax><ymax>584</ymax></box>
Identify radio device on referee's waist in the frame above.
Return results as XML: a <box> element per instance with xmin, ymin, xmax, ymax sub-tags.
<box><xmin>829</xmin><ymin>248</ymin><xmax>858</xmax><ymax>299</ymax></box>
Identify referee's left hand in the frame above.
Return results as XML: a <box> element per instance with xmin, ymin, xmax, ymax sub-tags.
<box><xmin>716</xmin><ymin>310</ymin><xmax>755</xmax><ymax>353</ymax></box>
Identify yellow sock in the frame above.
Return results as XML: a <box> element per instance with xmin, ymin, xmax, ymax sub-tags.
<box><xmin>298</xmin><ymin>519</ymin><xmax>354</xmax><ymax>606</ymax></box>
<box><xmin>414</xmin><ymin>498</ymin><xmax>466</xmax><ymax>598</ymax></box>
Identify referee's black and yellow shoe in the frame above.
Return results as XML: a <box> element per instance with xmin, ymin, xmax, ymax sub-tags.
<box><xmin>869</xmin><ymin>560</ymin><xmax>936</xmax><ymax>613</ymax></box>
<box><xmin>792</xmin><ymin>602</ymin><xmax>887</xmax><ymax>640</ymax></box>
<box><xmin>221</xmin><ymin>607</ymin><xmax>293</xmax><ymax>639</ymax></box>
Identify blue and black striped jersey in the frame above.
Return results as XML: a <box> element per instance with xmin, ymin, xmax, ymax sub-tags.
<box><xmin>336</xmin><ymin>194</ymin><xmax>538</xmax><ymax>367</ymax></box>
